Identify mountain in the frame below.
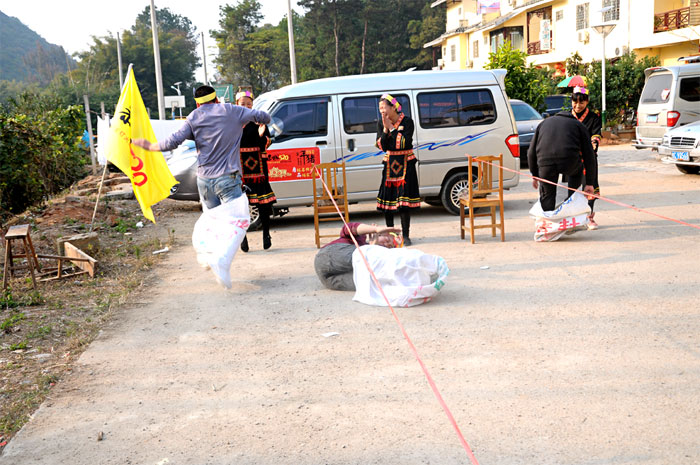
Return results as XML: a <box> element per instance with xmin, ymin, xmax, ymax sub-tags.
<box><xmin>0</xmin><ymin>11</ymin><xmax>76</xmax><ymax>84</ymax></box>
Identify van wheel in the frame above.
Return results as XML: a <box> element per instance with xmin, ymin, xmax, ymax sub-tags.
<box><xmin>676</xmin><ymin>164</ymin><xmax>700</xmax><ymax>175</ymax></box>
<box><xmin>249</xmin><ymin>204</ymin><xmax>262</xmax><ymax>231</ymax></box>
<box><xmin>440</xmin><ymin>172</ymin><xmax>475</xmax><ymax>215</ymax></box>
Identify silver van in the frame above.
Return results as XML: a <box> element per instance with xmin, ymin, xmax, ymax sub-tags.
<box><xmin>635</xmin><ymin>60</ymin><xmax>700</xmax><ymax>149</ymax></box>
<box><xmin>254</xmin><ymin>69</ymin><xmax>520</xmax><ymax>215</ymax></box>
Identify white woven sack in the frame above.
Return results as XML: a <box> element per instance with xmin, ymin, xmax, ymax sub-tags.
<box><xmin>192</xmin><ymin>194</ymin><xmax>250</xmax><ymax>288</ymax></box>
<box><xmin>529</xmin><ymin>192</ymin><xmax>591</xmax><ymax>242</ymax></box>
<box><xmin>352</xmin><ymin>245</ymin><xmax>449</xmax><ymax>307</ymax></box>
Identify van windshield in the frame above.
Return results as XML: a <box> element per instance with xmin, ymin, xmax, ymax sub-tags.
<box><xmin>641</xmin><ymin>73</ymin><xmax>673</xmax><ymax>103</ymax></box>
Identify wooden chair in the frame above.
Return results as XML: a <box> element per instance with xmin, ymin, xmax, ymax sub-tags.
<box><xmin>459</xmin><ymin>154</ymin><xmax>505</xmax><ymax>244</ymax></box>
<box><xmin>312</xmin><ymin>162</ymin><xmax>349</xmax><ymax>248</ymax></box>
<box><xmin>3</xmin><ymin>224</ymin><xmax>41</xmax><ymax>290</ymax></box>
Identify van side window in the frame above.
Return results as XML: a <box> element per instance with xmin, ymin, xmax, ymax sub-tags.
<box><xmin>341</xmin><ymin>95</ymin><xmax>411</xmax><ymax>134</ymax></box>
<box><xmin>269</xmin><ymin>98</ymin><xmax>328</xmax><ymax>142</ymax></box>
<box><xmin>417</xmin><ymin>90</ymin><xmax>496</xmax><ymax>128</ymax></box>
<box><xmin>679</xmin><ymin>77</ymin><xmax>700</xmax><ymax>102</ymax></box>
<box><xmin>640</xmin><ymin>74</ymin><xmax>673</xmax><ymax>103</ymax></box>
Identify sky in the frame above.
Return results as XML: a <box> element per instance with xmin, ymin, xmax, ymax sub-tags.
<box><xmin>2</xmin><ymin>0</ymin><xmax>301</xmax><ymax>83</ymax></box>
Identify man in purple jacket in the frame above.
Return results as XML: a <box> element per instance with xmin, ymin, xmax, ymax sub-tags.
<box><xmin>133</xmin><ymin>85</ymin><xmax>271</xmax><ymax>209</ymax></box>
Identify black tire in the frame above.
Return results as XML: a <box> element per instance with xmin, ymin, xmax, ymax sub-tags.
<box><xmin>440</xmin><ymin>171</ymin><xmax>476</xmax><ymax>215</ymax></box>
<box><xmin>675</xmin><ymin>164</ymin><xmax>700</xmax><ymax>175</ymax></box>
<box><xmin>249</xmin><ymin>204</ymin><xmax>262</xmax><ymax>231</ymax></box>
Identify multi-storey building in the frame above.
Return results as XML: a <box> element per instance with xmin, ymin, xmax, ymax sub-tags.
<box><xmin>425</xmin><ymin>0</ymin><xmax>700</xmax><ymax>73</ymax></box>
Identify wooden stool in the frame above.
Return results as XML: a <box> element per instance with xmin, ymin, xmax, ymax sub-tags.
<box><xmin>3</xmin><ymin>224</ymin><xmax>41</xmax><ymax>290</ymax></box>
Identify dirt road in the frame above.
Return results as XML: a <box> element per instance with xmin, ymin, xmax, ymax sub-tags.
<box><xmin>2</xmin><ymin>145</ymin><xmax>699</xmax><ymax>465</ymax></box>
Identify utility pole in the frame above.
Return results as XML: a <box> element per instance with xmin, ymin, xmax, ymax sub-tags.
<box><xmin>117</xmin><ymin>32</ymin><xmax>124</xmax><ymax>90</ymax></box>
<box><xmin>150</xmin><ymin>0</ymin><xmax>166</xmax><ymax>119</ymax></box>
<box><xmin>287</xmin><ymin>0</ymin><xmax>297</xmax><ymax>84</ymax></box>
<box><xmin>201</xmin><ymin>31</ymin><xmax>209</xmax><ymax>84</ymax></box>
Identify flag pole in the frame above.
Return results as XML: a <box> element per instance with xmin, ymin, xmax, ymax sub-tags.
<box><xmin>90</xmin><ymin>64</ymin><xmax>134</xmax><ymax>232</ymax></box>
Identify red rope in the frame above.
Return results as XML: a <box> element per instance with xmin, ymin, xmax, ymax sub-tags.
<box><xmin>314</xmin><ymin>166</ymin><xmax>480</xmax><ymax>465</ymax></box>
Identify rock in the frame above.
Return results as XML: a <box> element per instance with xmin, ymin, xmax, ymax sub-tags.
<box><xmin>33</xmin><ymin>354</ymin><xmax>53</xmax><ymax>362</ymax></box>
<box><xmin>56</xmin><ymin>232</ymin><xmax>99</xmax><ymax>255</ymax></box>
<box><xmin>65</xmin><ymin>195</ymin><xmax>83</xmax><ymax>203</ymax></box>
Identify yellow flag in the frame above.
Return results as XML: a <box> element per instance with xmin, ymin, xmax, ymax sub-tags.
<box><xmin>106</xmin><ymin>68</ymin><xmax>177</xmax><ymax>223</ymax></box>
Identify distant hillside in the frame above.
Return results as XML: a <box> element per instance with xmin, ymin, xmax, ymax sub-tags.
<box><xmin>0</xmin><ymin>11</ymin><xmax>76</xmax><ymax>84</ymax></box>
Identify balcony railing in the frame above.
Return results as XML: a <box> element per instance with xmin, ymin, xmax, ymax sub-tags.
<box><xmin>654</xmin><ymin>7</ymin><xmax>690</xmax><ymax>32</ymax></box>
<box><xmin>527</xmin><ymin>40</ymin><xmax>551</xmax><ymax>55</ymax></box>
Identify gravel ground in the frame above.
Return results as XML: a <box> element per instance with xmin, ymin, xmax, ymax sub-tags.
<box><xmin>2</xmin><ymin>144</ymin><xmax>699</xmax><ymax>465</ymax></box>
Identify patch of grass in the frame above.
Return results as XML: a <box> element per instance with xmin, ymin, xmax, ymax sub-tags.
<box><xmin>9</xmin><ymin>341</ymin><xmax>27</xmax><ymax>350</ymax></box>
<box><xmin>27</xmin><ymin>325</ymin><xmax>52</xmax><ymax>339</ymax></box>
<box><xmin>1</xmin><ymin>312</ymin><xmax>25</xmax><ymax>332</ymax></box>
<box><xmin>0</xmin><ymin>373</ymin><xmax>57</xmax><ymax>437</ymax></box>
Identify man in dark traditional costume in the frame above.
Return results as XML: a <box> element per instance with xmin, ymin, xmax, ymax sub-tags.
<box><xmin>236</xmin><ymin>89</ymin><xmax>276</xmax><ymax>251</ymax></box>
<box><xmin>571</xmin><ymin>85</ymin><xmax>602</xmax><ymax>229</ymax></box>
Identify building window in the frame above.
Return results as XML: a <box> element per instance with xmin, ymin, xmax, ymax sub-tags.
<box><xmin>576</xmin><ymin>3</ymin><xmax>589</xmax><ymax>31</ymax></box>
<box><xmin>527</xmin><ymin>7</ymin><xmax>552</xmax><ymax>54</ymax></box>
<box><xmin>556</xmin><ymin>10</ymin><xmax>563</xmax><ymax>21</ymax></box>
<box><xmin>603</xmin><ymin>0</ymin><xmax>620</xmax><ymax>22</ymax></box>
<box><xmin>473</xmin><ymin>41</ymin><xmax>479</xmax><ymax>58</ymax></box>
<box><xmin>490</xmin><ymin>26</ymin><xmax>524</xmax><ymax>53</ymax></box>
<box><xmin>451</xmin><ymin>44</ymin><xmax>456</xmax><ymax>62</ymax></box>
<box><xmin>458</xmin><ymin>7</ymin><xmax>462</xmax><ymax>16</ymax></box>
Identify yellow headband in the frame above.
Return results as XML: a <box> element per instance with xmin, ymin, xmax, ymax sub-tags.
<box><xmin>194</xmin><ymin>91</ymin><xmax>217</xmax><ymax>104</ymax></box>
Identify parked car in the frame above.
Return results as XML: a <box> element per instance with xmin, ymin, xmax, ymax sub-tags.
<box><xmin>635</xmin><ymin>61</ymin><xmax>700</xmax><ymax>149</ymax></box>
<box><xmin>543</xmin><ymin>94</ymin><xmax>570</xmax><ymax>117</ymax></box>
<box><xmin>658</xmin><ymin>120</ymin><xmax>700</xmax><ymax>174</ymax></box>
<box><xmin>509</xmin><ymin>99</ymin><xmax>544</xmax><ymax>166</ymax></box>
<box><xmin>165</xmin><ymin>140</ymin><xmax>286</xmax><ymax>230</ymax></box>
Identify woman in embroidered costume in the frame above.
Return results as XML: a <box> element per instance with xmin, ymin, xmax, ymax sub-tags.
<box><xmin>571</xmin><ymin>86</ymin><xmax>602</xmax><ymax>229</ymax></box>
<box><xmin>236</xmin><ymin>90</ymin><xmax>277</xmax><ymax>251</ymax></box>
<box><xmin>375</xmin><ymin>93</ymin><xmax>420</xmax><ymax>246</ymax></box>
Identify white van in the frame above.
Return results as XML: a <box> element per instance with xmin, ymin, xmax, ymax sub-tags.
<box><xmin>635</xmin><ymin>60</ymin><xmax>700</xmax><ymax>149</ymax></box>
<box><xmin>254</xmin><ymin>69</ymin><xmax>520</xmax><ymax>215</ymax></box>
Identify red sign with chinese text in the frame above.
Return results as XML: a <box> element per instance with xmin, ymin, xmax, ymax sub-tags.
<box><xmin>266</xmin><ymin>147</ymin><xmax>320</xmax><ymax>181</ymax></box>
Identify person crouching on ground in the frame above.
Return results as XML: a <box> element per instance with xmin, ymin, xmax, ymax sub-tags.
<box><xmin>132</xmin><ymin>85</ymin><xmax>270</xmax><ymax>209</ymax></box>
<box><xmin>314</xmin><ymin>223</ymin><xmax>401</xmax><ymax>291</ymax></box>
<box><xmin>235</xmin><ymin>89</ymin><xmax>277</xmax><ymax>252</ymax></box>
<box><xmin>527</xmin><ymin>106</ymin><xmax>596</xmax><ymax>212</ymax></box>
<box><xmin>571</xmin><ymin>86</ymin><xmax>602</xmax><ymax>229</ymax></box>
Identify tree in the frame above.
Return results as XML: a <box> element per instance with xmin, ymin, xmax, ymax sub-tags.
<box><xmin>407</xmin><ymin>2</ymin><xmax>446</xmax><ymax>69</ymax></box>
<box><xmin>565</xmin><ymin>51</ymin><xmax>585</xmax><ymax>77</ymax></box>
<box><xmin>585</xmin><ymin>51</ymin><xmax>660</xmax><ymax>128</ymax></box>
<box><xmin>57</xmin><ymin>6</ymin><xmax>200</xmax><ymax>116</ymax></box>
<box><xmin>485</xmin><ymin>41</ymin><xmax>553</xmax><ymax>112</ymax></box>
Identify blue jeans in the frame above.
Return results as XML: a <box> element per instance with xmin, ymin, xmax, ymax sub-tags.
<box><xmin>197</xmin><ymin>171</ymin><xmax>243</xmax><ymax>209</ymax></box>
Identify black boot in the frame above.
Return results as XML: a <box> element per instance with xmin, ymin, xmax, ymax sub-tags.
<box><xmin>400</xmin><ymin>210</ymin><xmax>411</xmax><ymax>246</ymax></box>
<box><xmin>240</xmin><ymin>235</ymin><xmax>249</xmax><ymax>253</ymax></box>
<box><xmin>261</xmin><ymin>204</ymin><xmax>272</xmax><ymax>250</ymax></box>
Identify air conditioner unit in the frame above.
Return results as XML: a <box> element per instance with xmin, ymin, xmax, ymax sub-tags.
<box><xmin>578</xmin><ymin>31</ymin><xmax>590</xmax><ymax>43</ymax></box>
<box><xmin>437</xmin><ymin>58</ymin><xmax>445</xmax><ymax>67</ymax></box>
<box><xmin>467</xmin><ymin>60</ymin><xmax>474</xmax><ymax>68</ymax></box>
<box><xmin>508</xmin><ymin>0</ymin><xmax>516</xmax><ymax>6</ymax></box>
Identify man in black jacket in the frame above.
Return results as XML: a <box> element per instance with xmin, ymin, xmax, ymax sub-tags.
<box><xmin>527</xmin><ymin>111</ymin><xmax>597</xmax><ymax>212</ymax></box>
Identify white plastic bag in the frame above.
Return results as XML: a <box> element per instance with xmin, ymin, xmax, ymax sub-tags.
<box><xmin>529</xmin><ymin>192</ymin><xmax>591</xmax><ymax>242</ymax></box>
<box><xmin>191</xmin><ymin>195</ymin><xmax>250</xmax><ymax>288</ymax></box>
<box><xmin>352</xmin><ymin>245</ymin><xmax>449</xmax><ymax>307</ymax></box>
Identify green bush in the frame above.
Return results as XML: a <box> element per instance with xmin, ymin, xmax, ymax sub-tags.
<box><xmin>0</xmin><ymin>92</ymin><xmax>89</xmax><ymax>220</ymax></box>
<box><xmin>583</xmin><ymin>52</ymin><xmax>661</xmax><ymax>128</ymax></box>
